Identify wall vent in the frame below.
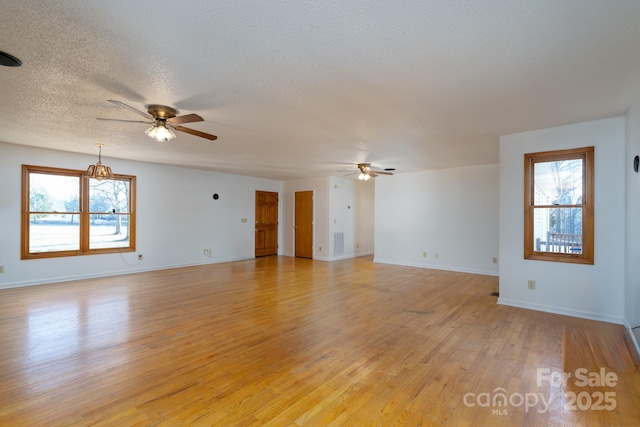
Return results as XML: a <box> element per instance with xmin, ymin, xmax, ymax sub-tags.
<box><xmin>333</xmin><ymin>232</ymin><xmax>344</xmax><ymax>255</ymax></box>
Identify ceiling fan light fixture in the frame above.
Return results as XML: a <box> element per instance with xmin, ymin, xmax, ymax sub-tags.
<box><xmin>145</xmin><ymin>121</ymin><xmax>176</xmax><ymax>142</ymax></box>
<box><xmin>85</xmin><ymin>143</ymin><xmax>114</xmax><ymax>181</ymax></box>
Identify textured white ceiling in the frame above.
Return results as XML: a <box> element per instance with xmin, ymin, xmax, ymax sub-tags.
<box><xmin>2</xmin><ymin>1</ymin><xmax>640</xmax><ymax>179</ymax></box>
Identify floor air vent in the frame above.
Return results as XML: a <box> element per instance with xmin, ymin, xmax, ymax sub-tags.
<box><xmin>491</xmin><ymin>292</ymin><xmax>499</xmax><ymax>297</ymax></box>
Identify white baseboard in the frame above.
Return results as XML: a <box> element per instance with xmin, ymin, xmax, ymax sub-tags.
<box><xmin>623</xmin><ymin>318</ymin><xmax>640</xmax><ymax>358</ymax></box>
<box><xmin>0</xmin><ymin>256</ymin><xmax>254</xmax><ymax>289</ymax></box>
<box><xmin>498</xmin><ymin>297</ymin><xmax>624</xmax><ymax>325</ymax></box>
<box><xmin>281</xmin><ymin>252</ymin><xmax>373</xmax><ymax>262</ymax></box>
<box><xmin>329</xmin><ymin>251</ymin><xmax>374</xmax><ymax>261</ymax></box>
<box><xmin>373</xmin><ymin>258</ymin><xmax>499</xmax><ymax>277</ymax></box>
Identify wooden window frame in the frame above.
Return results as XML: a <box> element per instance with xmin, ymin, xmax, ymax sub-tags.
<box><xmin>21</xmin><ymin>165</ymin><xmax>136</xmax><ymax>260</ymax></box>
<box><xmin>524</xmin><ymin>147</ymin><xmax>594</xmax><ymax>264</ymax></box>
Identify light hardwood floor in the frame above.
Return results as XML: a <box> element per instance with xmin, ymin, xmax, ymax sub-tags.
<box><xmin>0</xmin><ymin>256</ymin><xmax>638</xmax><ymax>426</ymax></box>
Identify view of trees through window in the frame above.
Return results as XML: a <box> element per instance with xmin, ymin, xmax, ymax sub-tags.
<box><xmin>88</xmin><ymin>178</ymin><xmax>131</xmax><ymax>249</ymax></box>
<box><xmin>23</xmin><ymin>166</ymin><xmax>135</xmax><ymax>258</ymax></box>
<box><xmin>533</xmin><ymin>158</ymin><xmax>583</xmax><ymax>254</ymax></box>
<box><xmin>29</xmin><ymin>173</ymin><xmax>81</xmax><ymax>252</ymax></box>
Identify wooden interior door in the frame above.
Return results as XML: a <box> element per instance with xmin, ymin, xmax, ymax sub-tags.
<box><xmin>255</xmin><ymin>191</ymin><xmax>278</xmax><ymax>257</ymax></box>
<box><xmin>295</xmin><ymin>191</ymin><xmax>313</xmax><ymax>258</ymax></box>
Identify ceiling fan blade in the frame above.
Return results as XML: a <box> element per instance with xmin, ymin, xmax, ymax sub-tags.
<box><xmin>369</xmin><ymin>172</ymin><xmax>379</xmax><ymax>177</ymax></box>
<box><xmin>168</xmin><ymin>113</ymin><xmax>204</xmax><ymax>125</ymax></box>
<box><xmin>372</xmin><ymin>171</ymin><xmax>393</xmax><ymax>175</ymax></box>
<box><xmin>97</xmin><ymin>118</ymin><xmax>153</xmax><ymax>124</ymax></box>
<box><xmin>173</xmin><ymin>125</ymin><xmax>218</xmax><ymax>141</ymax></box>
<box><xmin>108</xmin><ymin>100</ymin><xmax>153</xmax><ymax>120</ymax></box>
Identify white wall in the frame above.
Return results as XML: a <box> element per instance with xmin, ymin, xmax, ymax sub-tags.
<box><xmin>328</xmin><ymin>176</ymin><xmax>375</xmax><ymax>259</ymax></box>
<box><xmin>626</xmin><ymin>93</ymin><xmax>640</xmax><ymax>334</ymax></box>
<box><xmin>374</xmin><ymin>164</ymin><xmax>499</xmax><ymax>275</ymax></box>
<box><xmin>354</xmin><ymin>179</ymin><xmax>375</xmax><ymax>255</ymax></box>
<box><xmin>499</xmin><ymin>117</ymin><xmax>626</xmax><ymax>324</ymax></box>
<box><xmin>0</xmin><ymin>142</ymin><xmax>282</xmax><ymax>288</ymax></box>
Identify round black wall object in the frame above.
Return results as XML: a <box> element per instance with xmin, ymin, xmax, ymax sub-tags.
<box><xmin>0</xmin><ymin>51</ymin><xmax>22</xmax><ymax>67</ymax></box>
<box><xmin>213</xmin><ymin>193</ymin><xmax>219</xmax><ymax>200</ymax></box>
<box><xmin>634</xmin><ymin>155</ymin><xmax>640</xmax><ymax>173</ymax></box>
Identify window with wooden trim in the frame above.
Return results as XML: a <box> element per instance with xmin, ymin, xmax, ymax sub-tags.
<box><xmin>524</xmin><ymin>147</ymin><xmax>594</xmax><ymax>264</ymax></box>
<box><xmin>22</xmin><ymin>165</ymin><xmax>136</xmax><ymax>259</ymax></box>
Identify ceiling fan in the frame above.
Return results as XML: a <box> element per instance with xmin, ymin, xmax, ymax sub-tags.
<box><xmin>97</xmin><ymin>100</ymin><xmax>217</xmax><ymax>142</ymax></box>
<box><xmin>347</xmin><ymin>163</ymin><xmax>394</xmax><ymax>180</ymax></box>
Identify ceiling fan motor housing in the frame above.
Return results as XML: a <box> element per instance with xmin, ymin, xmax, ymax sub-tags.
<box><xmin>357</xmin><ymin>163</ymin><xmax>371</xmax><ymax>173</ymax></box>
<box><xmin>147</xmin><ymin>105</ymin><xmax>177</xmax><ymax>120</ymax></box>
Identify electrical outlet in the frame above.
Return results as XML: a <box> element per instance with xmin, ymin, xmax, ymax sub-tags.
<box><xmin>0</xmin><ymin>265</ymin><xmax>4</xmax><ymax>273</ymax></box>
<box><xmin>492</xmin><ymin>257</ymin><xmax>498</xmax><ymax>264</ymax></box>
<box><xmin>138</xmin><ymin>254</ymin><xmax>143</xmax><ymax>261</ymax></box>
<box><xmin>241</xmin><ymin>218</ymin><xmax>248</xmax><ymax>223</ymax></box>
<box><xmin>422</xmin><ymin>251</ymin><xmax>427</xmax><ymax>258</ymax></box>
<box><xmin>435</xmin><ymin>253</ymin><xmax>439</xmax><ymax>259</ymax></box>
<box><xmin>319</xmin><ymin>246</ymin><xmax>322</xmax><ymax>252</ymax></box>
<box><xmin>528</xmin><ymin>280</ymin><xmax>536</xmax><ymax>290</ymax></box>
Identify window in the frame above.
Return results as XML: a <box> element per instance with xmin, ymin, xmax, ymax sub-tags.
<box><xmin>524</xmin><ymin>147</ymin><xmax>594</xmax><ymax>264</ymax></box>
<box><xmin>22</xmin><ymin>165</ymin><xmax>136</xmax><ymax>259</ymax></box>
